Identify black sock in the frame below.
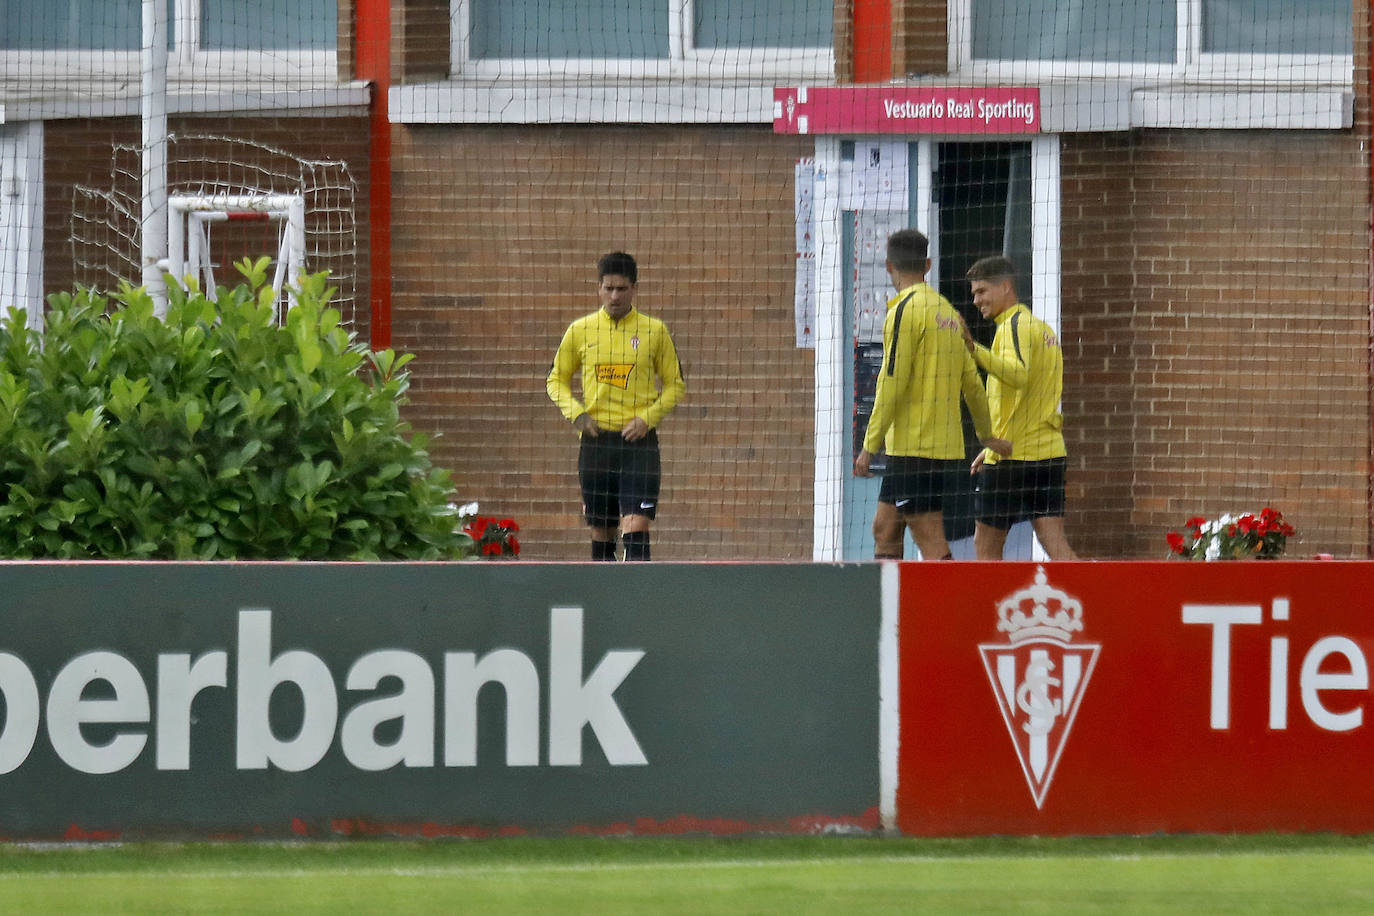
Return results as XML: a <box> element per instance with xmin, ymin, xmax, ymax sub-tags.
<box><xmin>592</xmin><ymin>539</ymin><xmax>618</xmax><ymax>561</ymax></box>
<box><xmin>622</xmin><ymin>531</ymin><xmax>650</xmax><ymax>561</ymax></box>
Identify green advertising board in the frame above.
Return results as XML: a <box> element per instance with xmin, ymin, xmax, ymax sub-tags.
<box><xmin>0</xmin><ymin>562</ymin><xmax>880</xmax><ymax>839</ymax></box>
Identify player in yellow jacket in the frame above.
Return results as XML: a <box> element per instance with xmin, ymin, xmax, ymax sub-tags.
<box><xmin>854</xmin><ymin>230</ymin><xmax>1008</xmax><ymax>560</ymax></box>
<box><xmin>547</xmin><ymin>252</ymin><xmax>685</xmax><ymax>561</ymax></box>
<box><xmin>963</xmin><ymin>256</ymin><xmax>1077</xmax><ymax>560</ymax></box>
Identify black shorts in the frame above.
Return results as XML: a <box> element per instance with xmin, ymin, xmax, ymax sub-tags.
<box><xmin>578</xmin><ymin>429</ymin><xmax>661</xmax><ymax>527</ymax></box>
<box><xmin>878</xmin><ymin>456</ymin><xmax>963</xmax><ymax>515</ymax></box>
<box><xmin>974</xmin><ymin>457</ymin><xmax>1067</xmax><ymax>530</ymax></box>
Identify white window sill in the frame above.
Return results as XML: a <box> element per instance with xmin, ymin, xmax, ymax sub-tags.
<box><xmin>0</xmin><ymin>81</ymin><xmax>370</xmax><ymax>122</ymax></box>
<box><xmin>391</xmin><ymin>80</ymin><xmax>776</xmax><ymax>124</ymax></box>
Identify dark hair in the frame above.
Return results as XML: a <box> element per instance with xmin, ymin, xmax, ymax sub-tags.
<box><xmin>966</xmin><ymin>255</ymin><xmax>1018</xmax><ymax>288</ymax></box>
<box><xmin>885</xmin><ymin>229</ymin><xmax>929</xmax><ymax>272</ymax></box>
<box><xmin>597</xmin><ymin>251</ymin><xmax>638</xmax><ymax>284</ymax></box>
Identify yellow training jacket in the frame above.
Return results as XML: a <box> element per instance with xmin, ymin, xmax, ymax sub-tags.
<box><xmin>547</xmin><ymin>306</ymin><xmax>685</xmax><ymax>433</ymax></box>
<box><xmin>863</xmin><ymin>283</ymin><xmax>991</xmax><ymax>459</ymax></box>
<box><xmin>972</xmin><ymin>302</ymin><xmax>1066</xmax><ymax>465</ymax></box>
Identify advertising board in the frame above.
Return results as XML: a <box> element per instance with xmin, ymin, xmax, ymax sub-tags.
<box><xmin>0</xmin><ymin>562</ymin><xmax>880</xmax><ymax>839</ymax></box>
<box><xmin>897</xmin><ymin>561</ymin><xmax>1374</xmax><ymax>835</ymax></box>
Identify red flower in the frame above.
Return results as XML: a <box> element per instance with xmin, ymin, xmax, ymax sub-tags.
<box><xmin>481</xmin><ymin>540</ymin><xmax>503</xmax><ymax>556</ymax></box>
<box><xmin>1166</xmin><ymin>531</ymin><xmax>1187</xmax><ymax>554</ymax></box>
<box><xmin>497</xmin><ymin>519</ymin><xmax>518</xmax><ymax>531</ymax></box>
<box><xmin>1185</xmin><ymin>517</ymin><xmax>1207</xmax><ymax>529</ymax></box>
<box><xmin>464</xmin><ymin>517</ymin><xmax>489</xmax><ymax>540</ymax></box>
<box><xmin>507</xmin><ymin>536</ymin><xmax>520</xmax><ymax>556</ymax></box>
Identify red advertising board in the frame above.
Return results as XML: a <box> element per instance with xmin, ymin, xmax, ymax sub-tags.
<box><xmin>898</xmin><ymin>561</ymin><xmax>1374</xmax><ymax>835</ymax></box>
<box><xmin>773</xmin><ymin>87</ymin><xmax>1041</xmax><ymax>135</ymax></box>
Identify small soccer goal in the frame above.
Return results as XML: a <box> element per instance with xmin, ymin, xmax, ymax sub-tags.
<box><xmin>69</xmin><ymin>133</ymin><xmax>360</xmax><ymax>327</ymax></box>
<box><xmin>165</xmin><ymin>192</ymin><xmax>305</xmax><ymax>322</ymax></box>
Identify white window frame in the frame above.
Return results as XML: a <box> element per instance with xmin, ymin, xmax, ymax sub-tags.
<box><xmin>949</xmin><ymin>0</ymin><xmax>1353</xmax><ymax>86</ymax></box>
<box><xmin>0</xmin><ymin>0</ymin><xmax>337</xmax><ymax>88</ymax></box>
<box><xmin>450</xmin><ymin>0</ymin><xmax>834</xmax><ymax>81</ymax></box>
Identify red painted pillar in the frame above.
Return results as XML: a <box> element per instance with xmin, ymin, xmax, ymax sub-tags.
<box><xmin>354</xmin><ymin>0</ymin><xmax>393</xmax><ymax>351</ymax></box>
<box><xmin>852</xmin><ymin>0</ymin><xmax>892</xmax><ymax>83</ymax></box>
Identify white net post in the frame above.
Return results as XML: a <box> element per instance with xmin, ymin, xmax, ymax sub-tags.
<box><xmin>140</xmin><ymin>0</ymin><xmax>169</xmax><ymax>318</ymax></box>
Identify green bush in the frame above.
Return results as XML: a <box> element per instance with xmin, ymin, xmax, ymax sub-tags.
<box><xmin>0</xmin><ymin>258</ymin><xmax>472</xmax><ymax>560</ymax></box>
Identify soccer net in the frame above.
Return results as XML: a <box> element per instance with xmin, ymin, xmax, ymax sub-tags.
<box><xmin>68</xmin><ymin>134</ymin><xmax>359</xmax><ymax>325</ymax></box>
<box><xmin>0</xmin><ymin>1</ymin><xmax>1365</xmax><ymax>562</ymax></box>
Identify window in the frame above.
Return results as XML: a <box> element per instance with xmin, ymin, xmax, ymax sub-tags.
<box><xmin>0</xmin><ymin>0</ymin><xmax>337</xmax><ymax>83</ymax></box>
<box><xmin>198</xmin><ymin>0</ymin><xmax>337</xmax><ymax>53</ymax></box>
<box><xmin>454</xmin><ymin>0</ymin><xmax>834</xmax><ymax>79</ymax></box>
<box><xmin>970</xmin><ymin>0</ymin><xmax>1176</xmax><ymax>64</ymax></box>
<box><xmin>955</xmin><ymin>0</ymin><xmax>1352</xmax><ymax>83</ymax></box>
<box><xmin>1202</xmin><ymin>0</ymin><xmax>1350</xmax><ymax>56</ymax></box>
<box><xmin>0</xmin><ymin>0</ymin><xmax>140</xmax><ymax>50</ymax></box>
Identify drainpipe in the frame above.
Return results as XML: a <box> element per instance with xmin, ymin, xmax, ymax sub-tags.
<box><xmin>355</xmin><ymin>0</ymin><xmax>393</xmax><ymax>350</ymax></box>
<box><xmin>852</xmin><ymin>0</ymin><xmax>892</xmax><ymax>82</ymax></box>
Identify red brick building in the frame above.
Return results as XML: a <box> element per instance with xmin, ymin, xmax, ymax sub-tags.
<box><xmin>2</xmin><ymin>1</ymin><xmax>1369</xmax><ymax>560</ymax></box>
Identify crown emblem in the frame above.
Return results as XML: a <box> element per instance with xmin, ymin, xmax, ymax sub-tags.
<box><xmin>980</xmin><ymin>566</ymin><xmax>1099</xmax><ymax>809</ymax></box>
<box><xmin>996</xmin><ymin>566</ymin><xmax>1083</xmax><ymax>644</ymax></box>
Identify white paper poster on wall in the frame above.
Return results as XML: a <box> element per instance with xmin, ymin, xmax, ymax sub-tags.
<box><xmin>853</xmin><ymin>210</ymin><xmax>908</xmax><ymax>345</ymax></box>
<box><xmin>843</xmin><ymin>141</ymin><xmax>908</xmax><ymax>212</ymax></box>
<box><xmin>794</xmin><ymin>158</ymin><xmax>816</xmax><ymax>348</ymax></box>
<box><xmin>795</xmin><ymin>253</ymin><xmax>815</xmax><ymax>348</ymax></box>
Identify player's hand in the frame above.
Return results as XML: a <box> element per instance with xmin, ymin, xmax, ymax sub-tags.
<box><xmin>981</xmin><ymin>436</ymin><xmax>1012</xmax><ymax>457</ymax></box>
<box><xmin>573</xmin><ymin>413</ymin><xmax>602</xmax><ymax>436</ymax></box>
<box><xmin>621</xmin><ymin>417</ymin><xmax>649</xmax><ymax>441</ymax></box>
<box><xmin>854</xmin><ymin>449</ymin><xmax>874</xmax><ymax>478</ymax></box>
<box><xmin>971</xmin><ymin>450</ymin><xmax>987</xmax><ymax>475</ymax></box>
<box><xmin>958</xmin><ymin>316</ymin><xmax>977</xmax><ymax>354</ymax></box>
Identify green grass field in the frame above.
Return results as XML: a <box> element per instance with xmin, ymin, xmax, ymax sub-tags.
<box><xmin>0</xmin><ymin>834</ymin><xmax>1371</xmax><ymax>915</ymax></box>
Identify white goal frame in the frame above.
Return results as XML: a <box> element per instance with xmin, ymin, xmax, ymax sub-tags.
<box><xmin>163</xmin><ymin>192</ymin><xmax>306</xmax><ymax>321</ymax></box>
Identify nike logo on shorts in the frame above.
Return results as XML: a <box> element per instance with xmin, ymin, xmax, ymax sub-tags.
<box><xmin>640</xmin><ymin>501</ymin><xmax>656</xmax><ymax>510</ymax></box>
<box><xmin>895</xmin><ymin>499</ymin><xmax>911</xmax><ymax>508</ymax></box>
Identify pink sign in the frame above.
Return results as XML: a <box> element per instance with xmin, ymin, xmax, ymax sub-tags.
<box><xmin>773</xmin><ymin>86</ymin><xmax>1041</xmax><ymax>135</ymax></box>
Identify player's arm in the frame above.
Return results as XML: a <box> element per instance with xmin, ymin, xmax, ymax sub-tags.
<box><xmin>972</xmin><ymin>317</ymin><xmax>1030</xmax><ymax>389</ymax></box>
<box><xmin>639</xmin><ymin>328</ymin><xmax>686</xmax><ymax>429</ymax></box>
<box><xmin>546</xmin><ymin>325</ymin><xmax>589</xmax><ymax>424</ymax></box>
<box><xmin>960</xmin><ymin>349</ymin><xmax>995</xmax><ymax>443</ymax></box>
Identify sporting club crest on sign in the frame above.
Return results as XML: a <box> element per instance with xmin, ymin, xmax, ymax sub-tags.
<box><xmin>978</xmin><ymin>566</ymin><xmax>1099</xmax><ymax>809</ymax></box>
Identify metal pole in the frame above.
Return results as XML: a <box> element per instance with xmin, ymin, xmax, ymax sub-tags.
<box><xmin>141</xmin><ymin>0</ymin><xmax>169</xmax><ymax>317</ymax></box>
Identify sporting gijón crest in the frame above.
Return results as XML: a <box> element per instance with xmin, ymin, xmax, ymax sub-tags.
<box><xmin>978</xmin><ymin>566</ymin><xmax>1099</xmax><ymax>809</ymax></box>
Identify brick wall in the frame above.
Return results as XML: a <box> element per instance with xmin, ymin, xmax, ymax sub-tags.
<box><xmin>893</xmin><ymin>0</ymin><xmax>948</xmax><ymax>77</ymax></box>
<box><xmin>389</xmin><ymin>124</ymin><xmax>816</xmax><ymax>560</ymax></box>
<box><xmin>1062</xmin><ymin>127</ymin><xmax>1371</xmax><ymax>559</ymax></box>
<box><xmin>1059</xmin><ymin>133</ymin><xmax>1141</xmax><ymax>558</ymax></box>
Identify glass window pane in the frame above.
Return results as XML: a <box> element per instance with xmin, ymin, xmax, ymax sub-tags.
<box><xmin>0</xmin><ymin>0</ymin><xmax>140</xmax><ymax>50</ymax></box>
<box><xmin>201</xmin><ymin>0</ymin><xmax>337</xmax><ymax>51</ymax></box>
<box><xmin>471</xmin><ymin>0</ymin><xmax>669</xmax><ymax>59</ymax></box>
<box><xmin>971</xmin><ymin>0</ymin><xmax>1175</xmax><ymax>63</ymax></box>
<box><xmin>694</xmin><ymin>0</ymin><xmax>833</xmax><ymax>50</ymax></box>
<box><xmin>1203</xmin><ymin>0</ymin><xmax>1351</xmax><ymax>55</ymax></box>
